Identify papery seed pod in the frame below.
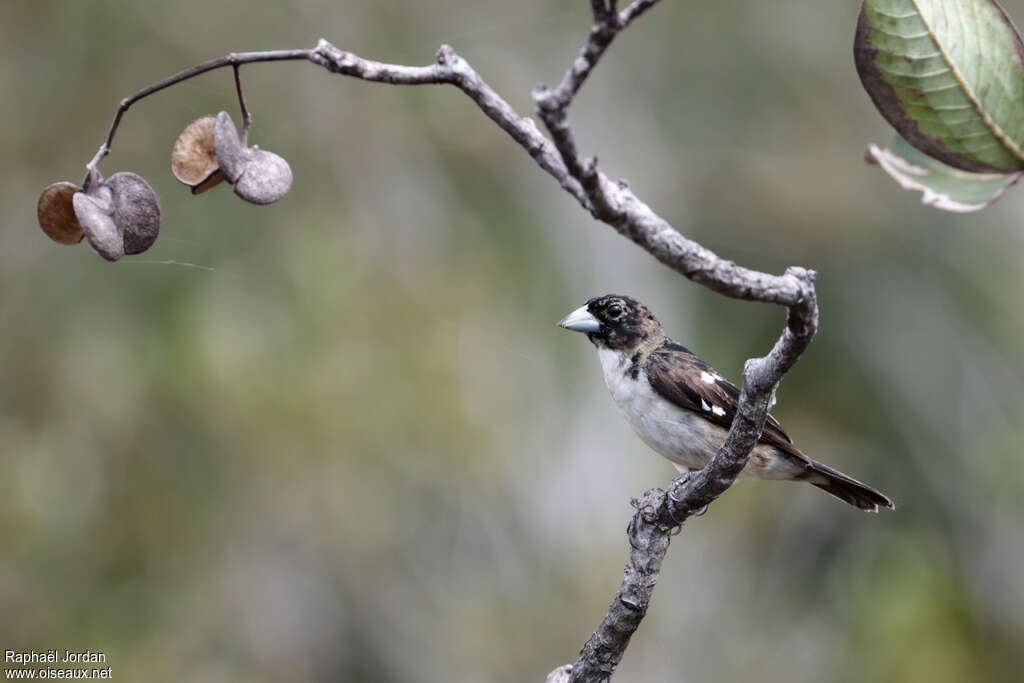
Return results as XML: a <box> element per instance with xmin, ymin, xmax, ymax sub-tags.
<box><xmin>234</xmin><ymin>151</ymin><xmax>292</xmax><ymax>206</ymax></box>
<box><xmin>214</xmin><ymin>112</ymin><xmax>246</xmax><ymax>183</ymax></box>
<box><xmin>171</xmin><ymin>115</ymin><xmax>225</xmax><ymax>194</ymax></box>
<box><xmin>73</xmin><ymin>185</ymin><xmax>122</xmax><ymax>261</ymax></box>
<box><xmin>214</xmin><ymin>111</ymin><xmax>292</xmax><ymax>205</ymax></box>
<box><xmin>37</xmin><ymin>182</ymin><xmax>85</xmax><ymax>245</ymax></box>
<box><xmin>71</xmin><ymin>171</ymin><xmax>161</xmax><ymax>261</ymax></box>
<box><xmin>108</xmin><ymin>172</ymin><xmax>160</xmax><ymax>255</ymax></box>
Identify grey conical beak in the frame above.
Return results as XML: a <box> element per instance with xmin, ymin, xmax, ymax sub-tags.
<box><xmin>557</xmin><ymin>305</ymin><xmax>601</xmax><ymax>333</ymax></box>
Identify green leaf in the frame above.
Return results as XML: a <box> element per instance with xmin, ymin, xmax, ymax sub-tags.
<box><xmin>855</xmin><ymin>0</ymin><xmax>1024</xmax><ymax>173</ymax></box>
<box><xmin>868</xmin><ymin>134</ymin><xmax>1022</xmax><ymax>211</ymax></box>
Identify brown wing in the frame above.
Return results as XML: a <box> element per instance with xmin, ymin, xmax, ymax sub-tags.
<box><xmin>645</xmin><ymin>342</ymin><xmax>800</xmax><ymax>456</ymax></box>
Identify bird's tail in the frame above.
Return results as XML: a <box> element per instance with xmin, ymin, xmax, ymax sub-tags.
<box><xmin>805</xmin><ymin>459</ymin><xmax>894</xmax><ymax>512</ymax></box>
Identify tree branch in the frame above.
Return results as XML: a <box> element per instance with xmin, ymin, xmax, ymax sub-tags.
<box><xmin>80</xmin><ymin>4</ymin><xmax>819</xmax><ymax>679</ymax></box>
<box><xmin>303</xmin><ymin>32</ymin><xmax>820</xmax><ymax>683</ymax></box>
<box><xmin>619</xmin><ymin>0</ymin><xmax>663</xmax><ymax>27</ymax></box>
<box><xmin>527</xmin><ymin>4</ymin><xmax>816</xmax><ymax>679</ymax></box>
<box><xmin>317</xmin><ymin>29</ymin><xmax>818</xmax><ymax>677</ymax></box>
<box><xmin>308</xmin><ymin>40</ymin><xmax>592</xmax><ymax>207</ymax></box>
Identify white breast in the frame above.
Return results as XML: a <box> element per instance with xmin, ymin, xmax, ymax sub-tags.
<box><xmin>595</xmin><ymin>347</ymin><xmax>797</xmax><ymax>479</ymax></box>
<box><xmin>597</xmin><ymin>347</ymin><xmax>725</xmax><ymax>472</ymax></box>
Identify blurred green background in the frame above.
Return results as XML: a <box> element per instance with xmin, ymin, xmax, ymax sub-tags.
<box><xmin>3</xmin><ymin>1</ymin><xmax>1024</xmax><ymax>681</ymax></box>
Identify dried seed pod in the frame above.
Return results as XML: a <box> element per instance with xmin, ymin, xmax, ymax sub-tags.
<box><xmin>171</xmin><ymin>115</ymin><xmax>225</xmax><ymax>194</ymax></box>
<box><xmin>214</xmin><ymin>112</ymin><xmax>246</xmax><ymax>183</ymax></box>
<box><xmin>234</xmin><ymin>151</ymin><xmax>292</xmax><ymax>205</ymax></box>
<box><xmin>191</xmin><ymin>169</ymin><xmax>226</xmax><ymax>195</ymax></box>
<box><xmin>37</xmin><ymin>182</ymin><xmax>85</xmax><ymax>245</ymax></box>
<box><xmin>108</xmin><ymin>172</ymin><xmax>160</xmax><ymax>255</ymax></box>
<box><xmin>214</xmin><ymin>111</ymin><xmax>292</xmax><ymax>205</ymax></box>
<box><xmin>73</xmin><ymin>185</ymin><xmax>122</xmax><ymax>261</ymax></box>
<box><xmin>71</xmin><ymin>171</ymin><xmax>161</xmax><ymax>261</ymax></box>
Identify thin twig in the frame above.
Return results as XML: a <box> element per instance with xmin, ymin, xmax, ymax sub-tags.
<box><xmin>548</xmin><ymin>21</ymin><xmax>616</xmax><ymax>109</ymax></box>
<box><xmin>86</xmin><ymin>48</ymin><xmax>314</xmax><ymax>171</ymax></box>
<box><xmin>531</xmin><ymin>0</ymin><xmax>664</xmax><ymax>202</ymax></box>
<box><xmin>233</xmin><ymin>65</ymin><xmax>252</xmax><ymax>143</ymax></box>
<box><xmin>619</xmin><ymin>0</ymin><xmax>663</xmax><ymax>27</ymax></box>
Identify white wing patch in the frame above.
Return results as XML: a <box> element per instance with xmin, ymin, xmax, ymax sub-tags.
<box><xmin>699</xmin><ymin>397</ymin><xmax>726</xmax><ymax>417</ymax></box>
<box><xmin>700</xmin><ymin>371</ymin><xmax>716</xmax><ymax>384</ymax></box>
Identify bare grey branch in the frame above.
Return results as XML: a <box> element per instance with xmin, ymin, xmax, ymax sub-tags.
<box><xmin>546</xmin><ymin>664</ymin><xmax>573</xmax><ymax>683</ymax></box>
<box><xmin>309</xmin><ymin>40</ymin><xmax>592</xmax><ymax>207</ymax></box>
<box><xmin>619</xmin><ymin>0</ymin><xmax>663</xmax><ymax>27</ymax></box>
<box><xmin>309</xmin><ymin>31</ymin><xmax>820</xmax><ymax>679</ymax></box>
<box><xmin>79</xmin><ymin>4</ymin><xmax>820</xmax><ymax>679</ymax></box>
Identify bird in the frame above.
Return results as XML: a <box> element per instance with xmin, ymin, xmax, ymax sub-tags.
<box><xmin>558</xmin><ymin>294</ymin><xmax>894</xmax><ymax>512</ymax></box>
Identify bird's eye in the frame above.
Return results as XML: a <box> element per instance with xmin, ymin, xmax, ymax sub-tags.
<box><xmin>607</xmin><ymin>304</ymin><xmax>623</xmax><ymax>319</ymax></box>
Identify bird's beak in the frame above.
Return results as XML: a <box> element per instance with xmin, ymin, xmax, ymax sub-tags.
<box><xmin>557</xmin><ymin>305</ymin><xmax>601</xmax><ymax>333</ymax></box>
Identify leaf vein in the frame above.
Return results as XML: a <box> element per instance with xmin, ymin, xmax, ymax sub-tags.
<box><xmin>955</xmin><ymin>130</ymin><xmax>991</xmax><ymax>140</ymax></box>
<box><xmin>876</xmin><ymin>63</ymin><xmax>951</xmax><ymax>79</ymax></box>
<box><xmin>872</xmin><ymin>27</ymin><xmax>931</xmax><ymax>40</ymax></box>
<box><xmin>873</xmin><ymin>9</ymin><xmax>920</xmax><ymax>20</ymax></box>
<box><xmin>883</xmin><ymin>50</ymin><xmax>941</xmax><ymax>59</ymax></box>
<box><xmin>920</xmin><ymin>83</ymin><xmax>959</xmax><ymax>94</ymax></box>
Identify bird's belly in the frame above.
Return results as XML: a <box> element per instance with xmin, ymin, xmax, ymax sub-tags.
<box><xmin>608</xmin><ymin>374</ymin><xmax>792</xmax><ymax>479</ymax></box>
<box><xmin>608</xmin><ymin>376</ymin><xmax>726</xmax><ymax>472</ymax></box>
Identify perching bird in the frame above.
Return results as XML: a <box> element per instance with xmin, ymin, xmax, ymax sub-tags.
<box><xmin>558</xmin><ymin>294</ymin><xmax>894</xmax><ymax>512</ymax></box>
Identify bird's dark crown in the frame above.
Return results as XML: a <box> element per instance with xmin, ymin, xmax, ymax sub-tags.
<box><xmin>585</xmin><ymin>294</ymin><xmax>662</xmax><ymax>350</ymax></box>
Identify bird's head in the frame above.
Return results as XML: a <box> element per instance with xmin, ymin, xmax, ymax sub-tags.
<box><xmin>557</xmin><ymin>294</ymin><xmax>663</xmax><ymax>351</ymax></box>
